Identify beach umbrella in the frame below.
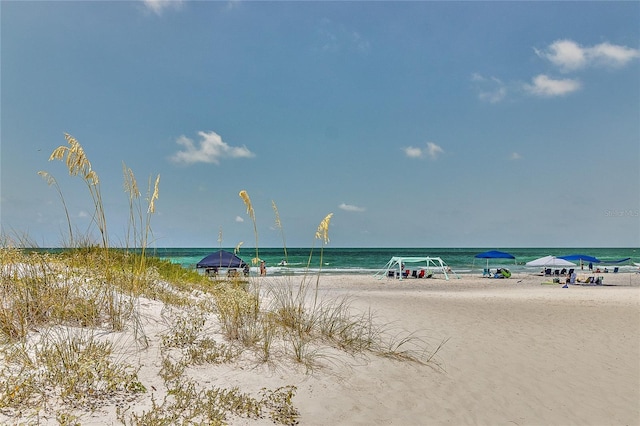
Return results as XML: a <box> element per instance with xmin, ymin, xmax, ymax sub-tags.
<box><xmin>474</xmin><ymin>250</ymin><xmax>516</xmax><ymax>269</ymax></box>
<box><xmin>558</xmin><ymin>254</ymin><xmax>600</xmax><ymax>263</ymax></box>
<box><xmin>525</xmin><ymin>255</ymin><xmax>576</xmax><ymax>268</ymax></box>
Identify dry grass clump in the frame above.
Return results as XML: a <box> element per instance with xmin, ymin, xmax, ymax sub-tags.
<box><xmin>0</xmin><ymin>244</ymin><xmax>302</xmax><ymax>424</ymax></box>
<box><xmin>159</xmin><ymin>309</ymin><xmax>238</xmax><ymax>365</ymax></box>
<box><xmin>0</xmin><ymin>327</ymin><xmax>145</xmax><ymax>416</ymax></box>
<box><xmin>263</xmin><ymin>276</ymin><xmax>435</xmax><ymax>367</ymax></box>
<box><xmin>0</xmin><ymin>248</ymin><xmax>136</xmax><ymax>341</ymax></box>
<box><xmin>212</xmin><ymin>280</ymin><xmax>262</xmax><ymax>345</ymax></box>
<box><xmin>117</xmin><ymin>378</ymin><xmax>298</xmax><ymax>426</ymax></box>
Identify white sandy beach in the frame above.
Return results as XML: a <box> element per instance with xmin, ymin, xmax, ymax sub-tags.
<box><xmin>289</xmin><ymin>272</ymin><xmax>640</xmax><ymax>426</ymax></box>
<box><xmin>3</xmin><ymin>271</ymin><xmax>639</xmax><ymax>426</ymax></box>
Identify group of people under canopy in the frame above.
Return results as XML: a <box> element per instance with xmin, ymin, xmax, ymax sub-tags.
<box><xmin>196</xmin><ymin>250</ymin><xmax>249</xmax><ymax>277</ymax></box>
<box><xmin>196</xmin><ymin>249</ymin><xmax>269</xmax><ymax>277</ymax></box>
<box><xmin>375</xmin><ymin>256</ymin><xmax>459</xmax><ymax>280</ymax></box>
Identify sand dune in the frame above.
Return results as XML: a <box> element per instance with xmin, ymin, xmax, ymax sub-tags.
<box><xmin>3</xmin><ymin>272</ymin><xmax>638</xmax><ymax>425</ymax></box>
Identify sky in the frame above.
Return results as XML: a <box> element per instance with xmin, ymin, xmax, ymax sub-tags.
<box><xmin>1</xmin><ymin>0</ymin><xmax>639</xmax><ymax>248</ymax></box>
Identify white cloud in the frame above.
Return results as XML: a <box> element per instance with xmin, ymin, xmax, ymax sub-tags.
<box><xmin>143</xmin><ymin>0</ymin><xmax>184</xmax><ymax>15</ymax></box>
<box><xmin>404</xmin><ymin>142</ymin><xmax>444</xmax><ymax>160</ymax></box>
<box><xmin>510</xmin><ymin>152</ymin><xmax>522</xmax><ymax>160</ymax></box>
<box><xmin>524</xmin><ymin>74</ymin><xmax>581</xmax><ymax>97</ymax></box>
<box><xmin>339</xmin><ymin>203</ymin><xmax>365</xmax><ymax>212</ymax></box>
<box><xmin>317</xmin><ymin>19</ymin><xmax>370</xmax><ymax>54</ymax></box>
<box><xmin>351</xmin><ymin>31</ymin><xmax>371</xmax><ymax>53</ymax></box>
<box><xmin>235</xmin><ymin>216</ymin><xmax>244</xmax><ymax>223</ymax></box>
<box><xmin>535</xmin><ymin>40</ymin><xmax>586</xmax><ymax>72</ymax></box>
<box><xmin>403</xmin><ymin>146</ymin><xmax>424</xmax><ymax>158</ymax></box>
<box><xmin>169</xmin><ymin>131</ymin><xmax>255</xmax><ymax>165</ymax></box>
<box><xmin>426</xmin><ymin>142</ymin><xmax>444</xmax><ymax>160</ymax></box>
<box><xmin>472</xmin><ymin>73</ymin><xmax>507</xmax><ymax>103</ymax></box>
<box><xmin>589</xmin><ymin>42</ymin><xmax>640</xmax><ymax>68</ymax></box>
<box><xmin>536</xmin><ymin>39</ymin><xmax>640</xmax><ymax>72</ymax></box>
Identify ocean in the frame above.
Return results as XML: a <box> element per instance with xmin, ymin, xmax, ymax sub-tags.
<box><xmin>154</xmin><ymin>247</ymin><xmax>639</xmax><ymax>276</ymax></box>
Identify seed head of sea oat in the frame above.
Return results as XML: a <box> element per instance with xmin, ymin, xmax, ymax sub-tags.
<box><xmin>315</xmin><ymin>213</ymin><xmax>333</xmax><ymax>245</ymax></box>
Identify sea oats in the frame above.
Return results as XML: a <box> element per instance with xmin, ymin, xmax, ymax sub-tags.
<box><xmin>239</xmin><ymin>190</ymin><xmax>259</xmax><ymax>261</ymax></box>
<box><xmin>122</xmin><ymin>164</ymin><xmax>140</xmax><ymax>198</ymax></box>
<box><xmin>85</xmin><ymin>170</ymin><xmax>99</xmax><ymax>186</ymax></box>
<box><xmin>234</xmin><ymin>241</ymin><xmax>244</xmax><ymax>254</ymax></box>
<box><xmin>49</xmin><ymin>146</ymin><xmax>67</xmax><ymax>162</ymax></box>
<box><xmin>272</xmin><ymin>200</ymin><xmax>288</xmax><ymax>263</ymax></box>
<box><xmin>239</xmin><ymin>190</ymin><xmax>255</xmax><ymax>222</ymax></box>
<box><xmin>148</xmin><ymin>174</ymin><xmax>160</xmax><ymax>214</ymax></box>
<box><xmin>272</xmin><ymin>201</ymin><xmax>282</xmax><ymax>228</ymax></box>
<box><xmin>38</xmin><ymin>171</ymin><xmax>55</xmax><ymax>186</ymax></box>
<box><xmin>315</xmin><ymin>213</ymin><xmax>333</xmax><ymax>245</ymax></box>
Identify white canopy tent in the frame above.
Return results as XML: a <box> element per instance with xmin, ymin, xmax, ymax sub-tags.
<box><xmin>525</xmin><ymin>255</ymin><xmax>576</xmax><ymax>268</ymax></box>
<box><xmin>375</xmin><ymin>256</ymin><xmax>459</xmax><ymax>281</ymax></box>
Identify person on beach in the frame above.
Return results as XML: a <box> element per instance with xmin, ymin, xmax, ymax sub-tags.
<box><xmin>260</xmin><ymin>260</ymin><xmax>267</xmax><ymax>276</ymax></box>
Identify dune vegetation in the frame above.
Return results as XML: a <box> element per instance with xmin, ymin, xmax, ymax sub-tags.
<box><xmin>0</xmin><ymin>134</ymin><xmax>440</xmax><ymax>425</ymax></box>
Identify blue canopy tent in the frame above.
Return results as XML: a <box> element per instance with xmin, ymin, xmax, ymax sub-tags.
<box><xmin>558</xmin><ymin>254</ymin><xmax>601</xmax><ymax>263</ymax></box>
<box><xmin>196</xmin><ymin>250</ymin><xmax>247</xmax><ymax>269</ymax></box>
<box><xmin>474</xmin><ymin>250</ymin><xmax>516</xmax><ymax>277</ymax></box>
<box><xmin>598</xmin><ymin>257</ymin><xmax>631</xmax><ymax>265</ymax></box>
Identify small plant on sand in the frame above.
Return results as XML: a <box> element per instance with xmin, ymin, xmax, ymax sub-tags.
<box><xmin>119</xmin><ymin>368</ymin><xmax>299</xmax><ymax>425</ymax></box>
<box><xmin>0</xmin><ymin>328</ymin><xmax>145</xmax><ymax>414</ymax></box>
<box><xmin>213</xmin><ymin>280</ymin><xmax>262</xmax><ymax>345</ymax></box>
<box><xmin>125</xmin><ymin>382</ymin><xmax>297</xmax><ymax>425</ymax></box>
<box><xmin>160</xmin><ymin>309</ymin><xmax>239</xmax><ymax>366</ymax></box>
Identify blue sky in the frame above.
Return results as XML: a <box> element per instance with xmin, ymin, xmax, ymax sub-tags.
<box><xmin>1</xmin><ymin>1</ymin><xmax>639</xmax><ymax>248</ymax></box>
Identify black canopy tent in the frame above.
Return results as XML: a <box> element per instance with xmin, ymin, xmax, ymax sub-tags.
<box><xmin>196</xmin><ymin>250</ymin><xmax>247</xmax><ymax>269</ymax></box>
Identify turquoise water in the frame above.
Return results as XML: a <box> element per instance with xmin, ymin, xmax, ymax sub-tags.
<box><xmin>155</xmin><ymin>247</ymin><xmax>639</xmax><ymax>276</ymax></box>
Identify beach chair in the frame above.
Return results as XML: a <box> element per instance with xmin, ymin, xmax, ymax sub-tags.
<box><xmin>613</xmin><ymin>267</ymin><xmax>619</xmax><ymax>273</ymax></box>
<box><xmin>412</xmin><ymin>270</ymin><xmax>418</xmax><ymax>278</ymax></box>
<box><xmin>554</xmin><ymin>269</ymin><xmax>560</xmax><ymax>277</ymax></box>
<box><xmin>569</xmin><ymin>273</ymin><xmax>577</xmax><ymax>285</ymax></box>
<box><xmin>402</xmin><ymin>270</ymin><xmax>410</xmax><ymax>278</ymax></box>
<box><xmin>544</xmin><ymin>268</ymin><xmax>552</xmax><ymax>276</ymax></box>
<box><xmin>568</xmin><ymin>268</ymin><xmax>574</xmax><ymax>276</ymax></box>
<box><xmin>483</xmin><ymin>268</ymin><xmax>491</xmax><ymax>277</ymax></box>
<box><xmin>387</xmin><ymin>270</ymin><xmax>395</xmax><ymax>279</ymax></box>
<box><xmin>418</xmin><ymin>269</ymin><xmax>425</xmax><ymax>278</ymax></box>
